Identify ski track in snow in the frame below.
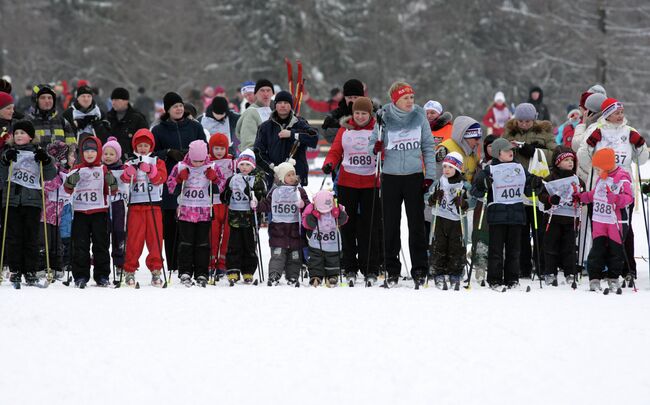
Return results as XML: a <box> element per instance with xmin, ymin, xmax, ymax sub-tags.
<box><xmin>1</xmin><ymin>174</ymin><xmax>650</xmax><ymax>404</ymax></box>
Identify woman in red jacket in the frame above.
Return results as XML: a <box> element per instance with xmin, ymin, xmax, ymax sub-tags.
<box><xmin>322</xmin><ymin>97</ymin><xmax>381</xmax><ymax>284</ymax></box>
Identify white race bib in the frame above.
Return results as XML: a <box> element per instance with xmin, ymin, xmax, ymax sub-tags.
<box><xmin>342</xmin><ymin>129</ymin><xmax>375</xmax><ymax>176</ymax></box>
<box><xmin>592</xmin><ymin>177</ymin><xmax>627</xmax><ymax>225</ymax></box>
<box><xmin>256</xmin><ymin>106</ymin><xmax>272</xmax><ymax>123</ymax></box>
<box><xmin>179</xmin><ymin>164</ymin><xmax>212</xmax><ymax>208</ymax></box>
<box><xmin>433</xmin><ymin>176</ymin><xmax>464</xmax><ymax>221</ymax></box>
<box><xmin>110</xmin><ymin>170</ymin><xmax>130</xmax><ymax>202</ymax></box>
<box><xmin>128</xmin><ymin>156</ymin><xmax>162</xmax><ymax>204</ymax></box>
<box><xmin>47</xmin><ymin>172</ymin><xmax>72</xmax><ymax>205</ymax></box>
<box><xmin>73</xmin><ymin>167</ymin><xmax>107</xmax><ymax>211</ymax></box>
<box><xmin>543</xmin><ymin>175</ymin><xmax>580</xmax><ymax>217</ymax></box>
<box><xmin>12</xmin><ymin>151</ymin><xmax>41</xmax><ymax>189</ymax></box>
<box><xmin>490</xmin><ymin>163</ymin><xmax>526</xmax><ymax>205</ymax></box>
<box><xmin>212</xmin><ymin>159</ymin><xmax>234</xmax><ymax>205</ymax></box>
<box><xmin>228</xmin><ymin>174</ymin><xmax>255</xmax><ymax>211</ymax></box>
<box><xmin>308</xmin><ymin>213</ymin><xmax>340</xmax><ymax>252</ymax></box>
<box><xmin>270</xmin><ymin>186</ymin><xmax>300</xmax><ymax>223</ymax></box>
<box><xmin>386</xmin><ymin>127</ymin><xmax>421</xmax><ymax>152</ymax></box>
<box><xmin>598</xmin><ymin>126</ymin><xmax>633</xmax><ymax>168</ymax></box>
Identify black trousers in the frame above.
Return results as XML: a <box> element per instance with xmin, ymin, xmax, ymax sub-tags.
<box><xmin>162</xmin><ymin>209</ymin><xmax>178</xmax><ymax>271</ymax></box>
<box><xmin>6</xmin><ymin>206</ymin><xmax>41</xmax><ymax>275</ymax></box>
<box><xmin>337</xmin><ymin>185</ymin><xmax>381</xmax><ymax>276</ymax></box>
<box><xmin>543</xmin><ymin>221</ymin><xmax>576</xmax><ymax>276</ymax></box>
<box><xmin>71</xmin><ymin>212</ymin><xmax>110</xmax><ymax>282</ymax></box>
<box><xmin>382</xmin><ymin>173</ymin><xmax>428</xmax><ymax>278</ymax></box>
<box><xmin>39</xmin><ymin>223</ymin><xmax>63</xmax><ymax>272</ymax></box>
<box><xmin>431</xmin><ymin>217</ymin><xmax>466</xmax><ymax>277</ymax></box>
<box><xmin>520</xmin><ymin>205</ymin><xmax>545</xmax><ymax>277</ymax></box>
<box><xmin>587</xmin><ymin>236</ymin><xmax>624</xmax><ymax>280</ymax></box>
<box><xmin>226</xmin><ymin>226</ymin><xmax>258</xmax><ymax>276</ymax></box>
<box><xmin>177</xmin><ymin>220</ymin><xmax>211</xmax><ymax>279</ymax></box>
<box><xmin>487</xmin><ymin>223</ymin><xmax>521</xmax><ymax>286</ymax></box>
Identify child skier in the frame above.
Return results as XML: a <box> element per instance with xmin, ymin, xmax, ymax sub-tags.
<box><xmin>471</xmin><ymin>137</ymin><xmax>542</xmax><ymax>291</ymax></box>
<box><xmin>427</xmin><ymin>151</ymin><xmax>469</xmax><ymax>290</ymax></box>
<box><xmin>220</xmin><ymin>148</ymin><xmax>266</xmax><ymax>285</ymax></box>
<box><xmin>1</xmin><ymin>120</ymin><xmax>57</xmax><ymax>288</ymax></box>
<box><xmin>63</xmin><ymin>135</ymin><xmax>118</xmax><ymax>287</ymax></box>
<box><xmin>573</xmin><ymin>148</ymin><xmax>633</xmax><ymax>294</ymax></box>
<box><xmin>102</xmin><ymin>136</ymin><xmax>127</xmax><ymax>281</ymax></box>
<box><xmin>302</xmin><ymin>190</ymin><xmax>348</xmax><ymax>287</ymax></box>
<box><xmin>120</xmin><ymin>129</ymin><xmax>168</xmax><ymax>287</ymax></box>
<box><xmin>167</xmin><ymin>140</ymin><xmax>222</xmax><ymax>287</ymax></box>
<box><xmin>208</xmin><ymin>133</ymin><xmax>234</xmax><ymax>281</ymax></box>
<box><xmin>258</xmin><ymin>159</ymin><xmax>310</xmax><ymax>286</ymax></box>
<box><xmin>539</xmin><ymin>146</ymin><xmax>584</xmax><ymax>287</ymax></box>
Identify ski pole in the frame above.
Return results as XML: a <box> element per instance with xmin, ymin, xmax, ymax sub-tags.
<box><xmin>40</xmin><ymin>161</ymin><xmax>52</xmax><ymax>284</ymax></box>
<box><xmin>478</xmin><ymin>188</ymin><xmax>488</xmax><ymax>231</ymax></box>
<box><xmin>116</xmin><ymin>174</ymin><xmax>134</xmax><ymax>288</ymax></box>
<box><xmin>0</xmin><ymin>161</ymin><xmax>13</xmax><ymax>284</ymax></box>
<box><xmin>607</xmin><ymin>185</ymin><xmax>636</xmax><ymax>291</ymax></box>
<box><xmin>429</xmin><ymin>196</ymin><xmax>439</xmax><ymax>246</ymax></box>
<box><xmin>531</xmin><ymin>191</ymin><xmax>543</xmax><ymax>288</ymax></box>
<box><xmin>457</xmin><ymin>190</ymin><xmax>466</xmax><ymax>248</ymax></box>
<box><xmin>636</xmin><ymin>161</ymin><xmax>650</xmax><ymax>284</ymax></box>
<box><xmin>247</xmin><ymin>181</ymin><xmax>264</xmax><ymax>283</ymax></box>
<box><xmin>334</xmin><ymin>197</ymin><xmax>344</xmax><ymax>286</ymax></box>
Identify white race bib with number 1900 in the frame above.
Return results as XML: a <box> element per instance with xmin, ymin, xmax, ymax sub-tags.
<box><xmin>490</xmin><ymin>162</ymin><xmax>526</xmax><ymax>205</ymax></box>
<box><xmin>386</xmin><ymin>128</ymin><xmax>421</xmax><ymax>152</ymax></box>
<box><xmin>73</xmin><ymin>166</ymin><xmax>107</xmax><ymax>212</ymax></box>
<box><xmin>12</xmin><ymin>151</ymin><xmax>41</xmax><ymax>189</ymax></box>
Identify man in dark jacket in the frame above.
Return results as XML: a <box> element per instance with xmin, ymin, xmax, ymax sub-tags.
<box><xmin>528</xmin><ymin>86</ymin><xmax>550</xmax><ymax>122</ymax></box>
<box><xmin>254</xmin><ymin>90</ymin><xmax>318</xmax><ymax>189</ymax></box>
<box><xmin>106</xmin><ymin>87</ymin><xmax>148</xmax><ymax>159</ymax></box>
<box><xmin>152</xmin><ymin>91</ymin><xmax>206</xmax><ymax>273</ymax></box>
<box><xmin>27</xmin><ymin>85</ymin><xmax>75</xmax><ymax>146</ymax></box>
<box><xmin>62</xmin><ymin>85</ymin><xmax>110</xmax><ymax>143</ymax></box>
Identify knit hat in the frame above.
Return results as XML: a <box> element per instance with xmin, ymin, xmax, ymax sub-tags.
<box><xmin>211</xmin><ymin>96</ymin><xmax>229</xmax><ymax>114</ymax></box>
<box><xmin>82</xmin><ymin>138</ymin><xmax>98</xmax><ymax>152</ymax></box>
<box><xmin>46</xmin><ymin>141</ymin><xmax>70</xmax><ymax>163</ymax></box>
<box><xmin>588</xmin><ymin>84</ymin><xmax>606</xmax><ymax>96</ymax></box>
<box><xmin>163</xmin><ymin>92</ymin><xmax>184</xmax><ymax>112</ymax></box>
<box><xmin>601</xmin><ymin>98</ymin><xmax>623</xmax><ymax>120</ymax></box>
<box><xmin>131</xmin><ymin>128</ymin><xmax>155</xmax><ymax>151</ymax></box>
<box><xmin>0</xmin><ymin>78</ymin><xmax>11</xmax><ymax>94</ymax></box>
<box><xmin>76</xmin><ymin>85</ymin><xmax>93</xmax><ymax>98</ymax></box>
<box><xmin>585</xmin><ymin>93</ymin><xmax>606</xmax><ymax>113</ymax></box>
<box><xmin>254</xmin><ymin>79</ymin><xmax>274</xmax><ymax>94</ymax></box>
<box><xmin>274</xmin><ymin>159</ymin><xmax>296</xmax><ymax>183</ymax></box>
<box><xmin>237</xmin><ymin>148</ymin><xmax>256</xmax><ymax>169</ymax></box>
<box><xmin>187</xmin><ymin>140</ymin><xmax>207</xmax><ymax>162</ymax></box>
<box><xmin>463</xmin><ymin>123</ymin><xmax>482</xmax><ymax>139</ymax></box>
<box><xmin>110</xmin><ymin>87</ymin><xmax>130</xmax><ymax>100</ymax></box>
<box><xmin>491</xmin><ymin>137</ymin><xmax>514</xmax><ymax>157</ymax></box>
<box><xmin>313</xmin><ymin>190</ymin><xmax>334</xmax><ymax>213</ymax></box>
<box><xmin>77</xmin><ymin>79</ymin><xmax>89</xmax><ymax>88</ymax></box>
<box><xmin>214</xmin><ymin>86</ymin><xmax>226</xmax><ymax>94</ymax></box>
<box><xmin>209</xmin><ymin>132</ymin><xmax>230</xmax><ymax>151</ymax></box>
<box><xmin>579</xmin><ymin>92</ymin><xmax>592</xmax><ymax>110</ymax></box>
<box><xmin>352</xmin><ymin>97</ymin><xmax>373</xmax><ymax>114</ymax></box>
<box><xmin>35</xmin><ymin>85</ymin><xmax>56</xmax><ymax>100</ymax></box>
<box><xmin>343</xmin><ymin>79</ymin><xmax>364</xmax><ymax>97</ymax></box>
<box><xmin>274</xmin><ymin>90</ymin><xmax>293</xmax><ymax>106</ymax></box>
<box><xmin>554</xmin><ymin>150</ymin><xmax>575</xmax><ymax>167</ymax></box>
<box><xmin>240</xmin><ymin>81</ymin><xmax>255</xmax><ymax>95</ymax></box>
<box><xmin>103</xmin><ymin>136</ymin><xmax>122</xmax><ymax>158</ymax></box>
<box><xmin>0</xmin><ymin>91</ymin><xmax>13</xmax><ymax>110</ymax></box>
<box><xmin>514</xmin><ymin>103</ymin><xmax>537</xmax><ymax>121</ymax></box>
<box><xmin>423</xmin><ymin>100</ymin><xmax>443</xmax><ymax>114</ymax></box>
<box><xmin>184</xmin><ymin>103</ymin><xmax>197</xmax><ymax>117</ymax></box>
<box><xmin>442</xmin><ymin>151</ymin><xmax>464</xmax><ymax>173</ymax></box>
<box><xmin>494</xmin><ymin>91</ymin><xmax>506</xmax><ymax>103</ymax></box>
<box><xmin>12</xmin><ymin>120</ymin><xmax>35</xmax><ymax>138</ymax></box>
<box><xmin>592</xmin><ymin>148</ymin><xmax>616</xmax><ymax>179</ymax></box>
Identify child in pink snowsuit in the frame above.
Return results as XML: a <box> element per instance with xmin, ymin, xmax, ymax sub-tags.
<box><xmin>574</xmin><ymin>148</ymin><xmax>633</xmax><ymax>292</ymax></box>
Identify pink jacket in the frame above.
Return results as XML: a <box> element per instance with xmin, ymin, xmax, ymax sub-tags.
<box><xmin>167</xmin><ymin>154</ymin><xmax>224</xmax><ymax>223</ymax></box>
<box><xmin>43</xmin><ymin>166</ymin><xmax>68</xmax><ymax>226</ymax></box>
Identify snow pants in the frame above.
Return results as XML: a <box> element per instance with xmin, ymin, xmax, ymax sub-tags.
<box><xmin>226</xmin><ymin>226</ymin><xmax>258</xmax><ymax>276</ymax></box>
<box><xmin>71</xmin><ymin>211</ymin><xmax>110</xmax><ymax>282</ymax></box>
<box><xmin>177</xmin><ymin>220</ymin><xmax>211</xmax><ymax>280</ymax></box>
<box><xmin>487</xmin><ymin>223</ymin><xmax>521</xmax><ymax>286</ymax></box>
<box><xmin>268</xmin><ymin>247</ymin><xmax>302</xmax><ymax>280</ymax></box>
<box><xmin>543</xmin><ymin>222</ymin><xmax>576</xmax><ymax>276</ymax></box>
<box><xmin>431</xmin><ymin>217</ymin><xmax>465</xmax><ymax>277</ymax></box>
<box><xmin>124</xmin><ymin>205</ymin><xmax>164</xmax><ymax>273</ymax></box>
<box><xmin>6</xmin><ymin>206</ymin><xmax>41</xmax><ymax>275</ymax></box>
<box><xmin>210</xmin><ymin>203</ymin><xmax>230</xmax><ymax>271</ymax></box>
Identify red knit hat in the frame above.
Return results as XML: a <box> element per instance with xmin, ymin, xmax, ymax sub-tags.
<box><xmin>592</xmin><ymin>148</ymin><xmax>616</xmax><ymax>179</ymax></box>
<box><xmin>0</xmin><ymin>91</ymin><xmax>14</xmax><ymax>110</ymax></box>
<box><xmin>209</xmin><ymin>132</ymin><xmax>229</xmax><ymax>153</ymax></box>
<box><xmin>131</xmin><ymin>128</ymin><xmax>155</xmax><ymax>151</ymax></box>
<box><xmin>601</xmin><ymin>98</ymin><xmax>623</xmax><ymax>120</ymax></box>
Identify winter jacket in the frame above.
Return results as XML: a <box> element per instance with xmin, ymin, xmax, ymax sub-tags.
<box><xmin>63</xmin><ymin>101</ymin><xmax>110</xmax><ymax>143</ymax></box>
<box><xmin>43</xmin><ymin>166</ymin><xmax>69</xmax><ymax>225</ymax></box>
<box><xmin>258</xmin><ymin>183</ymin><xmax>310</xmax><ymax>250</ymax></box>
<box><xmin>576</xmin><ymin>116</ymin><xmax>648</xmax><ymax>190</ymax></box>
<box><xmin>167</xmin><ymin>153</ymin><xmax>224</xmax><ymax>223</ymax></box>
<box><xmin>471</xmin><ymin>158</ymin><xmax>538</xmax><ymax>225</ymax></box>
<box><xmin>0</xmin><ymin>142</ymin><xmax>57</xmax><ymax>208</ymax></box>
<box><xmin>528</xmin><ymin>86</ymin><xmax>550</xmax><ymax>122</ymax></box>
<box><xmin>368</xmin><ymin>103</ymin><xmax>436</xmax><ymax>180</ymax></box>
<box><xmin>503</xmin><ymin>119</ymin><xmax>556</xmax><ymax>170</ymax></box>
<box><xmin>254</xmin><ymin>111</ymin><xmax>318</xmax><ymax>186</ymax></box>
<box><xmin>430</xmin><ymin>112</ymin><xmax>453</xmax><ymax>146</ymax></box>
<box><xmin>482</xmin><ymin>103</ymin><xmax>511</xmax><ymax>136</ymax></box>
<box><xmin>538</xmin><ymin>146</ymin><xmax>585</xmax><ymax>225</ymax></box>
<box><xmin>220</xmin><ymin>170</ymin><xmax>267</xmax><ymax>228</ymax></box>
<box><xmin>199</xmin><ymin>108</ymin><xmax>240</xmax><ymax>152</ymax></box>
<box><xmin>27</xmin><ymin>108</ymin><xmax>75</xmax><ymax>146</ymax></box>
<box><xmin>235</xmin><ymin>100</ymin><xmax>272</xmax><ymax>151</ymax></box>
<box><xmin>560</xmin><ymin>121</ymin><xmax>578</xmax><ymax>148</ymax></box>
<box><xmin>322</xmin><ymin>98</ymin><xmax>353</xmax><ymax>144</ymax></box>
<box><xmin>106</xmin><ymin>105</ymin><xmax>149</xmax><ymax>159</ymax></box>
<box><xmin>323</xmin><ymin>117</ymin><xmax>377</xmax><ymax>189</ymax></box>
<box><xmin>435</xmin><ymin>116</ymin><xmax>481</xmax><ymax>183</ymax></box>
<box><xmin>151</xmin><ymin>112</ymin><xmax>206</xmax><ymax>209</ymax></box>
<box><xmin>302</xmin><ymin>203</ymin><xmax>349</xmax><ymax>253</ymax></box>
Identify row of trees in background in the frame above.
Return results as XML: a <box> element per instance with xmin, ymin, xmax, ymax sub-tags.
<box><xmin>2</xmin><ymin>0</ymin><xmax>649</xmax><ymax>130</ymax></box>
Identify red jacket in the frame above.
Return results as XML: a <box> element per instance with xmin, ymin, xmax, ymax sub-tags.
<box><xmin>306</xmin><ymin>98</ymin><xmax>339</xmax><ymax>114</ymax></box>
<box><xmin>482</xmin><ymin>103</ymin><xmax>511</xmax><ymax>137</ymax></box>
<box><xmin>323</xmin><ymin>117</ymin><xmax>378</xmax><ymax>189</ymax></box>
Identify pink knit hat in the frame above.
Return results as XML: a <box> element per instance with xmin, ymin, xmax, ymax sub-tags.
<box><xmin>103</xmin><ymin>136</ymin><xmax>122</xmax><ymax>158</ymax></box>
<box><xmin>188</xmin><ymin>140</ymin><xmax>207</xmax><ymax>161</ymax></box>
<box><xmin>313</xmin><ymin>190</ymin><xmax>334</xmax><ymax>213</ymax></box>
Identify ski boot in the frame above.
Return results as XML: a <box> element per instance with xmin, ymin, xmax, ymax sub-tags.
<box><xmin>345</xmin><ymin>272</ymin><xmax>356</xmax><ymax>287</ymax></box>
<box><xmin>75</xmin><ymin>278</ymin><xmax>88</xmax><ymax>289</ymax></box>
<box><xmin>34</xmin><ymin>271</ymin><xmax>50</xmax><ymax>288</ymax></box>
<box><xmin>309</xmin><ymin>276</ymin><xmax>322</xmax><ymax>287</ymax></box>
<box><xmin>180</xmin><ymin>274</ymin><xmax>193</xmax><ymax>287</ymax></box>
<box><xmin>196</xmin><ymin>276</ymin><xmax>208</xmax><ymax>288</ymax></box>
<box><xmin>325</xmin><ymin>276</ymin><xmax>338</xmax><ymax>288</ymax></box>
<box><xmin>544</xmin><ymin>274</ymin><xmax>557</xmax><ymax>286</ymax></box>
<box><xmin>54</xmin><ymin>269</ymin><xmax>66</xmax><ymax>281</ymax></box>
<box><xmin>384</xmin><ymin>276</ymin><xmax>399</xmax><ymax>288</ymax></box>
<box><xmin>449</xmin><ymin>275</ymin><xmax>461</xmax><ymax>291</ymax></box>
<box><xmin>365</xmin><ymin>274</ymin><xmax>377</xmax><ymax>287</ymax></box>
<box><xmin>227</xmin><ymin>270</ymin><xmax>240</xmax><ymax>287</ymax></box>
<box><xmin>242</xmin><ymin>273</ymin><xmax>256</xmax><ymax>285</ymax></box>
<box><xmin>24</xmin><ymin>272</ymin><xmax>38</xmax><ymax>287</ymax></box>
<box><xmin>151</xmin><ymin>270</ymin><xmax>164</xmax><ymax>287</ymax></box>
<box><xmin>267</xmin><ymin>272</ymin><xmax>281</xmax><ymax>287</ymax></box>
<box><xmin>96</xmin><ymin>277</ymin><xmax>110</xmax><ymax>287</ymax></box>
<box><xmin>566</xmin><ymin>274</ymin><xmax>577</xmax><ymax>289</ymax></box>
<box><xmin>589</xmin><ymin>279</ymin><xmax>601</xmax><ymax>292</ymax></box>
<box><xmin>604</xmin><ymin>278</ymin><xmax>622</xmax><ymax>295</ymax></box>
<box><xmin>286</xmin><ymin>277</ymin><xmax>299</xmax><ymax>288</ymax></box>
<box><xmin>623</xmin><ymin>275</ymin><xmax>635</xmax><ymax>289</ymax></box>
<box><xmin>9</xmin><ymin>272</ymin><xmax>21</xmax><ymax>289</ymax></box>
<box><xmin>434</xmin><ymin>275</ymin><xmax>447</xmax><ymax>290</ymax></box>
<box><xmin>124</xmin><ymin>272</ymin><xmax>137</xmax><ymax>288</ymax></box>
<box><xmin>113</xmin><ymin>267</ymin><xmax>123</xmax><ymax>285</ymax></box>
<box><xmin>490</xmin><ymin>283</ymin><xmax>507</xmax><ymax>292</ymax></box>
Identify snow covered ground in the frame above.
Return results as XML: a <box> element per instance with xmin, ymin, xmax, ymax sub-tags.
<box><xmin>2</xmin><ymin>174</ymin><xmax>650</xmax><ymax>405</ymax></box>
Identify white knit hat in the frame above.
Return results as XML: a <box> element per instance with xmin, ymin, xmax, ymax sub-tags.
<box><xmin>423</xmin><ymin>100</ymin><xmax>443</xmax><ymax>114</ymax></box>
<box><xmin>494</xmin><ymin>91</ymin><xmax>506</xmax><ymax>103</ymax></box>
<box><xmin>273</xmin><ymin>159</ymin><xmax>296</xmax><ymax>183</ymax></box>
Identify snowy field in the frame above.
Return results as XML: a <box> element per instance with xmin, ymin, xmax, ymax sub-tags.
<box><xmin>2</xmin><ymin>174</ymin><xmax>650</xmax><ymax>405</ymax></box>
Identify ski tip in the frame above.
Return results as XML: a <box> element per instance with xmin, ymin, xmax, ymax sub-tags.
<box><xmin>162</xmin><ymin>282</ymin><xmax>168</xmax><ymax>289</ymax></box>
<box><xmin>526</xmin><ymin>285</ymin><xmax>531</xmax><ymax>292</ymax></box>
<box><xmin>135</xmin><ymin>282</ymin><xmax>140</xmax><ymax>289</ymax></box>
<box><xmin>616</xmin><ymin>288</ymin><xmax>622</xmax><ymax>295</ymax></box>
<box><xmin>253</xmin><ymin>279</ymin><xmax>259</xmax><ymax>286</ymax></box>
<box><xmin>603</xmin><ymin>288</ymin><xmax>609</xmax><ymax>295</ymax></box>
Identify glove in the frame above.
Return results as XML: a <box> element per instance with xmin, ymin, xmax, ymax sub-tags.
<box><xmin>167</xmin><ymin>149</ymin><xmax>184</xmax><ymax>163</ymax></box>
<box><xmin>332</xmin><ymin>206</ymin><xmax>341</xmax><ymax>219</ymax></box>
<box><xmin>372</xmin><ymin>140</ymin><xmax>384</xmax><ymax>155</ymax></box>
<box><xmin>422</xmin><ymin>178</ymin><xmax>434</xmax><ymax>193</ymax></box>
<box><xmin>2</xmin><ymin>148</ymin><xmax>17</xmax><ymax>165</ymax></box>
<box><xmin>322</xmin><ymin>163</ymin><xmax>333</xmax><ymax>175</ymax></box>
<box><xmin>606</xmin><ymin>192</ymin><xmax>619</xmax><ymax>206</ymax></box>
<box><xmin>642</xmin><ymin>182</ymin><xmax>650</xmax><ymax>195</ymax></box>
<box><xmin>630</xmin><ymin>131</ymin><xmax>646</xmax><ymax>148</ymax></box>
<box><xmin>428</xmin><ymin>189</ymin><xmax>444</xmax><ymax>206</ymax></box>
<box><xmin>204</xmin><ymin>167</ymin><xmax>219</xmax><ymax>181</ymax></box>
<box><xmin>530</xmin><ymin>176</ymin><xmax>543</xmax><ymax>190</ymax></box>
<box><xmin>549</xmin><ymin>195</ymin><xmax>561</xmax><ymax>205</ymax></box>
<box><xmin>586</xmin><ymin>131</ymin><xmax>602</xmax><ymax>147</ymax></box>
<box><xmin>176</xmin><ymin>168</ymin><xmax>190</xmax><ymax>183</ymax></box>
<box><xmin>139</xmin><ymin>162</ymin><xmax>152</xmax><ymax>173</ymax></box>
<box><xmin>146</xmin><ymin>164</ymin><xmax>158</xmax><ymax>180</ymax></box>
<box><xmin>34</xmin><ymin>148</ymin><xmax>51</xmax><ymax>164</ymax></box>
<box><xmin>122</xmin><ymin>164</ymin><xmax>137</xmax><ymax>181</ymax></box>
<box><xmin>518</xmin><ymin>143</ymin><xmax>536</xmax><ymax>158</ymax></box>
<box><xmin>453</xmin><ymin>196</ymin><xmax>468</xmax><ymax>210</ymax></box>
<box><xmin>572</xmin><ymin>192</ymin><xmax>583</xmax><ymax>204</ymax></box>
<box><xmin>297</xmin><ymin>199</ymin><xmax>305</xmax><ymax>209</ymax></box>
<box><xmin>249</xmin><ymin>195</ymin><xmax>258</xmax><ymax>210</ymax></box>
<box><xmin>312</xmin><ymin>209</ymin><xmax>321</xmax><ymax>220</ymax></box>
<box><xmin>65</xmin><ymin>172</ymin><xmax>81</xmax><ymax>188</ymax></box>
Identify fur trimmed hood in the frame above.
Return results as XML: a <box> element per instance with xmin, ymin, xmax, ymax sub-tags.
<box><xmin>504</xmin><ymin>118</ymin><xmax>553</xmax><ymax>137</ymax></box>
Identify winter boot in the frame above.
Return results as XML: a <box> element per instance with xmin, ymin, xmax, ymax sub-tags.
<box><xmin>96</xmin><ymin>277</ymin><xmax>110</xmax><ymax>287</ymax></box>
<box><xmin>434</xmin><ymin>275</ymin><xmax>447</xmax><ymax>290</ymax></box>
<box><xmin>227</xmin><ymin>270</ymin><xmax>240</xmax><ymax>286</ymax></box>
<box><xmin>345</xmin><ymin>271</ymin><xmax>356</xmax><ymax>287</ymax></box>
<box><xmin>9</xmin><ymin>272</ymin><xmax>21</xmax><ymax>288</ymax></box>
<box><xmin>286</xmin><ymin>277</ymin><xmax>298</xmax><ymax>287</ymax></box>
<box><xmin>24</xmin><ymin>272</ymin><xmax>38</xmax><ymax>286</ymax></box>
<box><xmin>309</xmin><ymin>276</ymin><xmax>322</xmax><ymax>287</ymax></box>
<box><xmin>385</xmin><ymin>276</ymin><xmax>399</xmax><ymax>288</ymax></box>
<box><xmin>490</xmin><ymin>283</ymin><xmax>506</xmax><ymax>292</ymax></box>
<box><xmin>196</xmin><ymin>275</ymin><xmax>208</xmax><ymax>287</ymax></box>
<box><xmin>606</xmin><ymin>278</ymin><xmax>622</xmax><ymax>295</ymax></box>
<box><xmin>124</xmin><ymin>272</ymin><xmax>136</xmax><ymax>287</ymax></box>
<box><xmin>242</xmin><ymin>273</ymin><xmax>255</xmax><ymax>285</ymax></box>
<box><xmin>180</xmin><ymin>273</ymin><xmax>193</xmax><ymax>287</ymax></box>
<box><xmin>365</xmin><ymin>274</ymin><xmax>377</xmax><ymax>287</ymax></box>
<box><xmin>589</xmin><ymin>279</ymin><xmax>601</xmax><ymax>291</ymax></box>
<box><xmin>544</xmin><ymin>274</ymin><xmax>557</xmax><ymax>286</ymax></box>
<box><xmin>326</xmin><ymin>276</ymin><xmax>338</xmax><ymax>287</ymax></box>
<box><xmin>75</xmin><ymin>278</ymin><xmax>88</xmax><ymax>289</ymax></box>
<box><xmin>151</xmin><ymin>270</ymin><xmax>163</xmax><ymax>287</ymax></box>
<box><xmin>449</xmin><ymin>275</ymin><xmax>461</xmax><ymax>291</ymax></box>
<box><xmin>267</xmin><ymin>272</ymin><xmax>281</xmax><ymax>287</ymax></box>
<box><xmin>565</xmin><ymin>274</ymin><xmax>577</xmax><ymax>289</ymax></box>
